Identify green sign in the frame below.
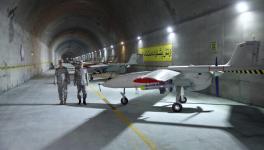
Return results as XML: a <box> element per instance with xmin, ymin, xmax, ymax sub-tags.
<box><xmin>210</xmin><ymin>42</ymin><xmax>217</xmax><ymax>52</ymax></box>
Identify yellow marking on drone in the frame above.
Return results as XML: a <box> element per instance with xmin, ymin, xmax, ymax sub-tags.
<box><xmin>139</xmin><ymin>85</ymin><xmax>145</xmax><ymax>90</ymax></box>
<box><xmin>90</xmin><ymin>85</ymin><xmax>157</xmax><ymax>150</ymax></box>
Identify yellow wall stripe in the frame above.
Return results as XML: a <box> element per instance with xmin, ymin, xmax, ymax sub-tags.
<box><xmin>0</xmin><ymin>61</ymin><xmax>51</xmax><ymax>70</ymax></box>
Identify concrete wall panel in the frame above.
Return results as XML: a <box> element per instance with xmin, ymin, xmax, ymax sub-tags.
<box><xmin>0</xmin><ymin>11</ymin><xmax>49</xmax><ymax>94</ymax></box>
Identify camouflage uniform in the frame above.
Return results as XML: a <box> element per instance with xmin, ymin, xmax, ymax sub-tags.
<box><xmin>55</xmin><ymin>66</ymin><xmax>70</xmax><ymax>104</ymax></box>
<box><xmin>74</xmin><ymin>67</ymin><xmax>89</xmax><ymax>104</ymax></box>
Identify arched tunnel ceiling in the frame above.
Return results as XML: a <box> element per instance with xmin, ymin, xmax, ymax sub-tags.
<box><xmin>12</xmin><ymin>0</ymin><xmax>239</xmax><ymax>35</ymax></box>
<box><xmin>3</xmin><ymin>0</ymin><xmax>238</xmax><ymax>56</ymax></box>
<box><xmin>50</xmin><ymin>28</ymin><xmax>102</xmax><ymax>55</ymax></box>
<box><xmin>55</xmin><ymin>39</ymin><xmax>88</xmax><ymax>57</ymax></box>
<box><xmin>44</xmin><ymin>17</ymin><xmax>106</xmax><ymax>48</ymax></box>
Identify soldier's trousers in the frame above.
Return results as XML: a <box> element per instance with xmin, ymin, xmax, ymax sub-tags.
<box><xmin>57</xmin><ymin>82</ymin><xmax>68</xmax><ymax>101</ymax></box>
<box><xmin>77</xmin><ymin>85</ymin><xmax>87</xmax><ymax>100</ymax></box>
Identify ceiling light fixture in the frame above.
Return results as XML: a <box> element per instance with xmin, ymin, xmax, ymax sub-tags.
<box><xmin>236</xmin><ymin>2</ymin><xmax>249</xmax><ymax>13</ymax></box>
<box><xmin>167</xmin><ymin>26</ymin><xmax>173</xmax><ymax>33</ymax></box>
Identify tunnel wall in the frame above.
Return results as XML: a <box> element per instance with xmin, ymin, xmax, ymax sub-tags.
<box><xmin>180</xmin><ymin>5</ymin><xmax>264</xmax><ymax>106</ymax></box>
<box><xmin>0</xmin><ymin>0</ymin><xmax>263</xmax><ymax>107</ymax></box>
<box><xmin>0</xmin><ymin>9</ymin><xmax>49</xmax><ymax>94</ymax></box>
<box><xmin>177</xmin><ymin>4</ymin><xmax>264</xmax><ymax>106</ymax></box>
<box><xmin>126</xmin><ymin>2</ymin><xmax>264</xmax><ymax>106</ymax></box>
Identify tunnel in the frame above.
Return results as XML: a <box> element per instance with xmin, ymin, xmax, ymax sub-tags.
<box><xmin>0</xmin><ymin>0</ymin><xmax>264</xmax><ymax>150</ymax></box>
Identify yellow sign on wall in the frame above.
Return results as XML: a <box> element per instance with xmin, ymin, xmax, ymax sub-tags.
<box><xmin>210</xmin><ymin>41</ymin><xmax>217</xmax><ymax>52</ymax></box>
<box><xmin>138</xmin><ymin>44</ymin><xmax>172</xmax><ymax>62</ymax></box>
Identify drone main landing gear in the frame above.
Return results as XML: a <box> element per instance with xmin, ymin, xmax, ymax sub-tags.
<box><xmin>120</xmin><ymin>88</ymin><xmax>128</xmax><ymax>105</ymax></box>
<box><xmin>172</xmin><ymin>86</ymin><xmax>187</xmax><ymax>112</ymax></box>
<box><xmin>89</xmin><ymin>75</ymin><xmax>94</xmax><ymax>81</ymax></box>
<box><xmin>107</xmin><ymin>72</ymin><xmax>113</xmax><ymax>80</ymax></box>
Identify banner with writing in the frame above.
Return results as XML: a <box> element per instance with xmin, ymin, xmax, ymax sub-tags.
<box><xmin>138</xmin><ymin>44</ymin><xmax>172</xmax><ymax>62</ymax></box>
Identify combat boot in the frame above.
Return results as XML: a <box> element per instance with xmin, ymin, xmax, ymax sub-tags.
<box><xmin>83</xmin><ymin>95</ymin><xmax>87</xmax><ymax>105</ymax></box>
<box><xmin>78</xmin><ymin>95</ymin><xmax>81</xmax><ymax>105</ymax></box>
<box><xmin>83</xmin><ymin>99</ymin><xmax>87</xmax><ymax>105</ymax></box>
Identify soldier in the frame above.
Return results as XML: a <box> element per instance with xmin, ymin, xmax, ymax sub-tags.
<box><xmin>54</xmin><ymin>60</ymin><xmax>70</xmax><ymax>105</ymax></box>
<box><xmin>74</xmin><ymin>61</ymin><xmax>89</xmax><ymax>105</ymax></box>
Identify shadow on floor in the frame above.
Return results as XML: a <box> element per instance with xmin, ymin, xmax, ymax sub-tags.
<box><xmin>227</xmin><ymin>105</ymin><xmax>264</xmax><ymax>150</ymax></box>
<box><xmin>137</xmin><ymin>104</ymin><xmax>264</xmax><ymax>150</ymax></box>
<box><xmin>42</xmin><ymin>93</ymin><xmax>167</xmax><ymax>150</ymax></box>
<box><xmin>72</xmin><ymin>93</ymin><xmax>264</xmax><ymax>150</ymax></box>
<box><xmin>66</xmin><ymin>101</ymin><xmax>213</xmax><ymax>114</ymax></box>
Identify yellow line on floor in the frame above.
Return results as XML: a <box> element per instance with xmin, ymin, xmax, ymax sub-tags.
<box><xmin>90</xmin><ymin>85</ymin><xmax>157</xmax><ymax>150</ymax></box>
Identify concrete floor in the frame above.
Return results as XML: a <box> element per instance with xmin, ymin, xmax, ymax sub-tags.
<box><xmin>0</xmin><ymin>71</ymin><xmax>264</xmax><ymax>150</ymax></box>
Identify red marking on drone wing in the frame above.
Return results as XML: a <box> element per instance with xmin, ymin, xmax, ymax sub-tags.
<box><xmin>133</xmin><ymin>77</ymin><xmax>161</xmax><ymax>83</ymax></box>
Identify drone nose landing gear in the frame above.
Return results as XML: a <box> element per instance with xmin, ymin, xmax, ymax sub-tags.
<box><xmin>120</xmin><ymin>88</ymin><xmax>128</xmax><ymax>105</ymax></box>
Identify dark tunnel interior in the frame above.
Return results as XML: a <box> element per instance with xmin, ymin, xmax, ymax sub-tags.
<box><xmin>0</xmin><ymin>0</ymin><xmax>264</xmax><ymax>150</ymax></box>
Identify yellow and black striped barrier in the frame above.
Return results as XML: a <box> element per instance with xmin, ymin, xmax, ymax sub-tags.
<box><xmin>225</xmin><ymin>70</ymin><xmax>264</xmax><ymax>75</ymax></box>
